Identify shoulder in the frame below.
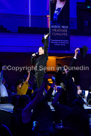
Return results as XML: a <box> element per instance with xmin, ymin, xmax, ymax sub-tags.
<box><xmin>50</xmin><ymin>1</ymin><xmax>56</xmax><ymax>12</ymax></box>
<box><xmin>23</xmin><ymin>82</ymin><xmax>29</xmax><ymax>86</ymax></box>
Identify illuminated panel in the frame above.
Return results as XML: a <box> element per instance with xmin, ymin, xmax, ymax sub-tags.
<box><xmin>50</xmin><ymin>0</ymin><xmax>70</xmax><ymax>50</ymax></box>
<box><xmin>47</xmin><ymin>56</ymin><xmax>56</xmax><ymax>71</ymax></box>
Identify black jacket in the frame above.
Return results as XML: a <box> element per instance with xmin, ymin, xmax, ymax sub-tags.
<box><xmin>31</xmin><ymin>38</ymin><xmax>48</xmax><ymax>73</ymax></box>
<box><xmin>61</xmin><ymin>58</ymin><xmax>78</xmax><ymax>106</ymax></box>
<box><xmin>50</xmin><ymin>1</ymin><xmax>69</xmax><ymax>26</ymax></box>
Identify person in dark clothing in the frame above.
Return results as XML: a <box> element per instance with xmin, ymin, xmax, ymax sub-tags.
<box><xmin>56</xmin><ymin>64</ymin><xmax>63</xmax><ymax>85</ymax></box>
<box><xmin>32</xmin><ymin>79</ymin><xmax>55</xmax><ymax>136</ymax></box>
<box><xmin>12</xmin><ymin>77</ymin><xmax>48</xmax><ymax>136</ymax></box>
<box><xmin>59</xmin><ymin>48</ymin><xmax>80</xmax><ymax>106</ymax></box>
<box><xmin>52</xmin><ymin>88</ymin><xmax>90</xmax><ymax>136</ymax></box>
<box><xmin>12</xmin><ymin>95</ymin><xmax>32</xmax><ymax>136</ymax></box>
<box><xmin>50</xmin><ymin>0</ymin><xmax>69</xmax><ymax>26</ymax></box>
<box><xmin>31</xmin><ymin>33</ymin><xmax>49</xmax><ymax>88</ymax></box>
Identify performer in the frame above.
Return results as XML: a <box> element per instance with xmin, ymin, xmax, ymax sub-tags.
<box><xmin>31</xmin><ymin>33</ymin><xmax>49</xmax><ymax>88</ymax></box>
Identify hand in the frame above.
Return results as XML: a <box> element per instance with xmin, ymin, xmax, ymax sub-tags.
<box><xmin>32</xmin><ymin>53</ymin><xmax>36</xmax><ymax>57</ymax></box>
<box><xmin>27</xmin><ymin>71</ymin><xmax>30</xmax><ymax>74</ymax></box>
<box><xmin>44</xmin><ymin>33</ymin><xmax>49</xmax><ymax>39</ymax></box>
<box><xmin>77</xmin><ymin>90</ymin><xmax>82</xmax><ymax>95</ymax></box>
<box><xmin>74</xmin><ymin>48</ymin><xmax>80</xmax><ymax>58</ymax></box>
<box><xmin>75</xmin><ymin>48</ymin><xmax>80</xmax><ymax>54</ymax></box>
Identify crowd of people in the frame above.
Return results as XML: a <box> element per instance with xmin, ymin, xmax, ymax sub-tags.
<box><xmin>0</xmin><ymin>34</ymin><xmax>90</xmax><ymax>136</ymax></box>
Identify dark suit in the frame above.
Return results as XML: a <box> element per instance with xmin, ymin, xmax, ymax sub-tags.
<box><xmin>31</xmin><ymin>37</ymin><xmax>48</xmax><ymax>88</ymax></box>
<box><xmin>61</xmin><ymin>58</ymin><xmax>78</xmax><ymax>106</ymax></box>
<box><xmin>50</xmin><ymin>1</ymin><xmax>69</xmax><ymax>26</ymax></box>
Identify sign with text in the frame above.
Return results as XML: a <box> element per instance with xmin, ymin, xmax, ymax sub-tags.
<box><xmin>50</xmin><ymin>0</ymin><xmax>70</xmax><ymax>50</ymax></box>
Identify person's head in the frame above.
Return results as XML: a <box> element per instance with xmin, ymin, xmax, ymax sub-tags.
<box><xmin>61</xmin><ymin>65</ymin><xmax>69</xmax><ymax>74</ymax></box>
<box><xmin>16</xmin><ymin>79</ymin><xmax>24</xmax><ymax>89</ymax></box>
<box><xmin>12</xmin><ymin>95</ymin><xmax>30</xmax><ymax>109</ymax></box>
<box><xmin>38</xmin><ymin>47</ymin><xmax>44</xmax><ymax>55</ymax></box>
<box><xmin>56</xmin><ymin>64</ymin><xmax>62</xmax><ymax>72</ymax></box>
<box><xmin>18</xmin><ymin>95</ymin><xmax>30</xmax><ymax>109</ymax></box>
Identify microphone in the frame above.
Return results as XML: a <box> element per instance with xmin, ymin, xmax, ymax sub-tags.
<box><xmin>35</xmin><ymin>52</ymin><xmax>39</xmax><ymax>55</ymax></box>
<box><xmin>32</xmin><ymin>52</ymin><xmax>39</xmax><ymax>57</ymax></box>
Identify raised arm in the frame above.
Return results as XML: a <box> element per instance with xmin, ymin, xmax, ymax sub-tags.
<box><xmin>43</xmin><ymin>33</ymin><xmax>49</xmax><ymax>55</ymax></box>
<box><xmin>22</xmin><ymin>79</ymin><xmax>47</xmax><ymax>123</ymax></box>
<box><xmin>25</xmin><ymin>71</ymin><xmax>30</xmax><ymax>83</ymax></box>
<box><xmin>67</xmin><ymin>48</ymin><xmax>80</xmax><ymax>77</ymax></box>
<box><xmin>40</xmin><ymin>82</ymin><xmax>55</xmax><ymax>104</ymax></box>
<box><xmin>70</xmin><ymin>48</ymin><xmax>80</xmax><ymax>67</ymax></box>
<box><xmin>31</xmin><ymin>53</ymin><xmax>37</xmax><ymax>65</ymax></box>
<box><xmin>52</xmin><ymin>87</ymin><xmax>64</xmax><ymax>107</ymax></box>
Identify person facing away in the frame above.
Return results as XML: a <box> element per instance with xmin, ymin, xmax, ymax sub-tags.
<box><xmin>17</xmin><ymin>71</ymin><xmax>30</xmax><ymax>95</ymax></box>
<box><xmin>12</xmin><ymin>77</ymin><xmax>49</xmax><ymax>136</ymax></box>
<box><xmin>59</xmin><ymin>48</ymin><xmax>80</xmax><ymax>106</ymax></box>
<box><xmin>52</xmin><ymin>89</ymin><xmax>90</xmax><ymax>136</ymax></box>
<box><xmin>31</xmin><ymin>33</ymin><xmax>49</xmax><ymax>88</ymax></box>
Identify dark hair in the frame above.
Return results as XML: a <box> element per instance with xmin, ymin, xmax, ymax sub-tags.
<box><xmin>16</xmin><ymin>79</ymin><xmax>24</xmax><ymax>86</ymax></box>
<box><xmin>12</xmin><ymin>95</ymin><xmax>30</xmax><ymax>109</ymax></box>
<box><xmin>18</xmin><ymin>95</ymin><xmax>30</xmax><ymax>109</ymax></box>
<box><xmin>39</xmin><ymin>46</ymin><xmax>44</xmax><ymax>50</ymax></box>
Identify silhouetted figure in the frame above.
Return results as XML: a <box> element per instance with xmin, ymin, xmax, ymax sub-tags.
<box><xmin>31</xmin><ymin>34</ymin><xmax>49</xmax><ymax>88</ymax></box>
